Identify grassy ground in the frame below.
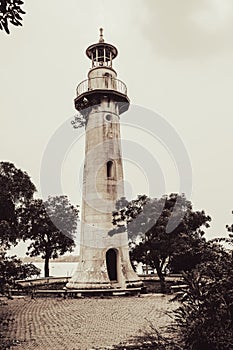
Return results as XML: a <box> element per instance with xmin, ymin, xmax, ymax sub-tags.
<box><xmin>0</xmin><ymin>295</ymin><xmax>178</xmax><ymax>350</ymax></box>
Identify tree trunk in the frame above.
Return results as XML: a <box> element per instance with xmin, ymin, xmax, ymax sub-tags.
<box><xmin>44</xmin><ymin>256</ymin><xmax>50</xmax><ymax>277</ymax></box>
<box><xmin>156</xmin><ymin>267</ymin><xmax>167</xmax><ymax>294</ymax></box>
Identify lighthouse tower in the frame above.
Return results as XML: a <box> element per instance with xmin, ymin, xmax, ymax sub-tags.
<box><xmin>67</xmin><ymin>29</ymin><xmax>142</xmax><ymax>292</ymax></box>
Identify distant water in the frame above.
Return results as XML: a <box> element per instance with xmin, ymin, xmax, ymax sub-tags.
<box><xmin>33</xmin><ymin>262</ymin><xmax>78</xmax><ymax>277</ymax></box>
<box><xmin>33</xmin><ymin>261</ymin><xmax>144</xmax><ymax>277</ymax></box>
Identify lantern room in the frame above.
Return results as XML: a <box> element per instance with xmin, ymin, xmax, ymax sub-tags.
<box><xmin>86</xmin><ymin>28</ymin><xmax>118</xmax><ymax>68</ymax></box>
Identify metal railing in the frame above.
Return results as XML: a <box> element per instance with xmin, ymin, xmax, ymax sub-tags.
<box><xmin>76</xmin><ymin>77</ymin><xmax>127</xmax><ymax>96</ymax></box>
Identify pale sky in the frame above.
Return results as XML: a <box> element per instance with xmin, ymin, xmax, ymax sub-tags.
<box><xmin>1</xmin><ymin>0</ymin><xmax>233</xmax><ymax>256</ymax></box>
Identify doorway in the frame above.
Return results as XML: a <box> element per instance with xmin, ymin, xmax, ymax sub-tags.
<box><xmin>106</xmin><ymin>249</ymin><xmax>118</xmax><ymax>281</ymax></box>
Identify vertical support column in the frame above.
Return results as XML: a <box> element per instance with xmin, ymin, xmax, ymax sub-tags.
<box><xmin>96</xmin><ymin>48</ymin><xmax>98</xmax><ymax>65</ymax></box>
<box><xmin>110</xmin><ymin>52</ymin><xmax>112</xmax><ymax>67</ymax></box>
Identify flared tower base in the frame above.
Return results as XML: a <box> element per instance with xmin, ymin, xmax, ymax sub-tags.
<box><xmin>66</xmin><ymin>247</ymin><xmax>143</xmax><ymax>291</ymax></box>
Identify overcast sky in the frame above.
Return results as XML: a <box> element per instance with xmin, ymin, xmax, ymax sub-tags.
<box><xmin>1</xmin><ymin>0</ymin><xmax>233</xmax><ymax>256</ymax></box>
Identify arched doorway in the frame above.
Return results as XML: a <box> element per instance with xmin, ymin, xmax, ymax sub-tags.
<box><xmin>106</xmin><ymin>249</ymin><xmax>118</xmax><ymax>281</ymax></box>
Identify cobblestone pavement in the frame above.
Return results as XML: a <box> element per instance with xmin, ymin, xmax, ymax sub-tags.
<box><xmin>1</xmin><ymin>295</ymin><xmax>178</xmax><ymax>350</ymax></box>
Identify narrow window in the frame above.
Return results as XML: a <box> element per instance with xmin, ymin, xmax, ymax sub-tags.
<box><xmin>106</xmin><ymin>249</ymin><xmax>118</xmax><ymax>281</ymax></box>
<box><xmin>103</xmin><ymin>72</ymin><xmax>112</xmax><ymax>88</ymax></box>
<box><xmin>107</xmin><ymin>160</ymin><xmax>114</xmax><ymax>178</ymax></box>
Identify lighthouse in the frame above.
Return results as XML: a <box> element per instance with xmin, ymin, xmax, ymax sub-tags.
<box><xmin>67</xmin><ymin>29</ymin><xmax>142</xmax><ymax>292</ymax></box>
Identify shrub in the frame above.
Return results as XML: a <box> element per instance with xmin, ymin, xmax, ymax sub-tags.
<box><xmin>0</xmin><ymin>252</ymin><xmax>40</xmax><ymax>294</ymax></box>
<box><xmin>172</xmin><ymin>246</ymin><xmax>233</xmax><ymax>350</ymax></box>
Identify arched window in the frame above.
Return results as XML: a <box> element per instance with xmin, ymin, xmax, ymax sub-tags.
<box><xmin>107</xmin><ymin>160</ymin><xmax>114</xmax><ymax>178</ymax></box>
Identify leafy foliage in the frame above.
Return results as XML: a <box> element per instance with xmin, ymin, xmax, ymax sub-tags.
<box><xmin>0</xmin><ymin>252</ymin><xmax>40</xmax><ymax>293</ymax></box>
<box><xmin>111</xmin><ymin>193</ymin><xmax>211</xmax><ymax>292</ymax></box>
<box><xmin>0</xmin><ymin>162</ymin><xmax>36</xmax><ymax>248</ymax></box>
<box><xmin>71</xmin><ymin>112</ymin><xmax>87</xmax><ymax>129</ymax></box>
<box><xmin>209</xmin><ymin>212</ymin><xmax>233</xmax><ymax>257</ymax></box>
<box><xmin>225</xmin><ymin>213</ymin><xmax>233</xmax><ymax>251</ymax></box>
<box><xmin>0</xmin><ymin>0</ymin><xmax>25</xmax><ymax>34</ymax></box>
<box><xmin>169</xmin><ymin>238</ymin><xmax>221</xmax><ymax>274</ymax></box>
<box><xmin>97</xmin><ymin>243</ymin><xmax>233</xmax><ymax>350</ymax></box>
<box><xmin>20</xmin><ymin>196</ymin><xmax>79</xmax><ymax>277</ymax></box>
<box><xmin>171</xmin><ymin>245</ymin><xmax>233</xmax><ymax>350</ymax></box>
<box><xmin>226</xmin><ymin>221</ymin><xmax>233</xmax><ymax>236</ymax></box>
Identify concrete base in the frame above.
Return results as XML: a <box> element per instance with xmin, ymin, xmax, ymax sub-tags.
<box><xmin>66</xmin><ymin>287</ymin><xmax>142</xmax><ymax>297</ymax></box>
<box><xmin>66</xmin><ymin>257</ymin><xmax>143</xmax><ymax>291</ymax></box>
<box><xmin>33</xmin><ymin>287</ymin><xmax>143</xmax><ymax>298</ymax></box>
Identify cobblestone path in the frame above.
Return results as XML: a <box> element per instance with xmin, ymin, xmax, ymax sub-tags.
<box><xmin>2</xmin><ymin>295</ymin><xmax>178</xmax><ymax>350</ymax></box>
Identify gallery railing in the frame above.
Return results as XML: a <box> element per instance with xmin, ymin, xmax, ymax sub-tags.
<box><xmin>76</xmin><ymin>77</ymin><xmax>127</xmax><ymax>96</ymax></box>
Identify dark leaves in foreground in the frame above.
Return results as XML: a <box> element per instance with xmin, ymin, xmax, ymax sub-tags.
<box><xmin>170</xmin><ymin>248</ymin><xmax>233</xmax><ymax>350</ymax></box>
<box><xmin>0</xmin><ymin>0</ymin><xmax>25</xmax><ymax>34</ymax></box>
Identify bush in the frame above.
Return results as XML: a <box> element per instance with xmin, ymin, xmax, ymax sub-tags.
<box><xmin>172</xmin><ymin>246</ymin><xmax>233</xmax><ymax>350</ymax></box>
<box><xmin>0</xmin><ymin>252</ymin><xmax>40</xmax><ymax>294</ymax></box>
<box><xmin>105</xmin><ymin>244</ymin><xmax>233</xmax><ymax>350</ymax></box>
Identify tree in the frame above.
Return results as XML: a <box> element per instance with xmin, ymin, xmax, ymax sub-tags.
<box><xmin>225</xmin><ymin>213</ymin><xmax>233</xmax><ymax>254</ymax></box>
<box><xmin>110</xmin><ymin>193</ymin><xmax>211</xmax><ymax>292</ymax></box>
<box><xmin>0</xmin><ymin>162</ymin><xmax>36</xmax><ymax>249</ymax></box>
<box><xmin>21</xmin><ymin>196</ymin><xmax>79</xmax><ymax>277</ymax></box>
<box><xmin>0</xmin><ymin>0</ymin><xmax>25</xmax><ymax>34</ymax></box>
<box><xmin>168</xmin><ymin>234</ymin><xmax>220</xmax><ymax>274</ymax></box>
<box><xmin>226</xmin><ymin>216</ymin><xmax>233</xmax><ymax>236</ymax></box>
<box><xmin>210</xmin><ymin>211</ymin><xmax>233</xmax><ymax>258</ymax></box>
<box><xmin>0</xmin><ymin>252</ymin><xmax>40</xmax><ymax>293</ymax></box>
